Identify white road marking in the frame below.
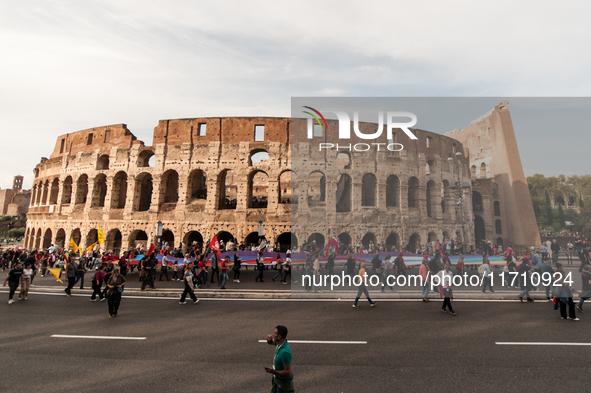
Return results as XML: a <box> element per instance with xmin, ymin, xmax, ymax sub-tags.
<box><xmin>51</xmin><ymin>334</ymin><xmax>146</xmax><ymax>340</ymax></box>
<box><xmin>496</xmin><ymin>342</ymin><xmax>591</xmax><ymax>346</ymax></box>
<box><xmin>258</xmin><ymin>340</ymin><xmax>366</xmax><ymax>345</ymax></box>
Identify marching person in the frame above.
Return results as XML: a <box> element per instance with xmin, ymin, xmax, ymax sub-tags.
<box><xmin>352</xmin><ymin>264</ymin><xmax>376</xmax><ymax>308</ymax></box>
<box><xmin>265</xmin><ymin>325</ymin><xmax>294</xmax><ymax>393</ymax></box>
<box><xmin>179</xmin><ymin>262</ymin><xmax>200</xmax><ymax>304</ymax></box>
<box><xmin>233</xmin><ymin>253</ymin><xmax>242</xmax><ymax>283</ymax></box>
<box><xmin>256</xmin><ymin>251</ymin><xmax>265</xmax><ymax>282</ymax></box>
<box><xmin>90</xmin><ymin>265</ymin><xmax>106</xmax><ymax>302</ymax></box>
<box><xmin>439</xmin><ymin>264</ymin><xmax>456</xmax><ymax>316</ymax></box>
<box><xmin>106</xmin><ymin>268</ymin><xmax>125</xmax><ymax>318</ymax></box>
<box><xmin>3</xmin><ymin>260</ymin><xmax>23</xmax><ymax>304</ymax></box>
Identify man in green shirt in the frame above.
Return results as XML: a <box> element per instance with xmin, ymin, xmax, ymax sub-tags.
<box><xmin>265</xmin><ymin>325</ymin><xmax>294</xmax><ymax>393</ymax></box>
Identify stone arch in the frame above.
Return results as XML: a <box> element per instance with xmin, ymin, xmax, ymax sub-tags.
<box><xmin>217</xmin><ymin>169</ymin><xmax>237</xmax><ymax>210</ymax></box>
<box><xmin>480</xmin><ymin>162</ymin><xmax>486</xmax><ymax>179</ymax></box>
<box><xmin>428</xmin><ymin>231</ymin><xmax>437</xmax><ymax>243</ymax></box>
<box><xmin>111</xmin><ymin>171</ymin><xmax>128</xmax><ymax>209</ymax></box>
<box><xmin>75</xmin><ymin>174</ymin><xmax>89</xmax><ymax>205</ymax></box>
<box><xmin>217</xmin><ymin>231</ymin><xmax>234</xmax><ymax>245</ymax></box>
<box><xmin>41</xmin><ymin>180</ymin><xmax>49</xmax><ymax>205</ymax></box>
<box><xmin>160</xmin><ymin>169</ymin><xmax>179</xmax><ymax>205</ymax></box>
<box><xmin>338</xmin><ymin>232</ymin><xmax>352</xmax><ymax>250</ymax></box>
<box><xmin>35</xmin><ymin>182</ymin><xmax>42</xmax><ymax>205</ymax></box>
<box><xmin>27</xmin><ymin>228</ymin><xmax>34</xmax><ymax>249</ymax></box>
<box><xmin>336</xmin><ymin>152</ymin><xmax>351</xmax><ymax>169</ymax></box>
<box><xmin>407</xmin><ymin>233</ymin><xmax>420</xmax><ymax>254</ymax></box>
<box><xmin>129</xmin><ymin>229</ymin><xmax>149</xmax><ymax>250</ymax></box>
<box><xmin>472</xmin><ymin>191</ymin><xmax>483</xmax><ymax>213</ymax></box>
<box><xmin>187</xmin><ymin>169</ymin><xmax>207</xmax><ymax>203</ymax></box>
<box><xmin>161</xmin><ymin>229</ymin><xmax>175</xmax><ymax>249</ymax></box>
<box><xmin>184</xmin><ymin>231</ymin><xmax>204</xmax><ymax>251</ymax></box>
<box><xmin>49</xmin><ymin>178</ymin><xmax>60</xmax><ymax>205</ymax></box>
<box><xmin>134</xmin><ymin>172</ymin><xmax>153</xmax><ymax>212</ymax></box>
<box><xmin>249</xmin><ymin>149</ymin><xmax>270</xmax><ymax>166</ymax></box>
<box><xmin>97</xmin><ymin>154</ymin><xmax>110</xmax><ymax>170</ymax></box>
<box><xmin>308</xmin><ymin>171</ymin><xmax>326</xmax><ymax>204</ymax></box>
<box><xmin>248</xmin><ymin>170</ymin><xmax>269</xmax><ymax>208</ymax></box>
<box><xmin>361</xmin><ymin>232</ymin><xmax>377</xmax><ymax>250</ymax></box>
<box><xmin>307</xmin><ymin>233</ymin><xmax>325</xmax><ymax>250</ymax></box>
<box><xmin>278</xmin><ymin>170</ymin><xmax>292</xmax><ymax>204</ymax></box>
<box><xmin>336</xmin><ymin>173</ymin><xmax>352</xmax><ymax>212</ymax></box>
<box><xmin>386</xmin><ymin>175</ymin><xmax>399</xmax><ymax>207</ymax></box>
<box><xmin>35</xmin><ymin>228</ymin><xmax>42</xmax><ymax>249</ymax></box>
<box><xmin>106</xmin><ymin>229</ymin><xmax>122</xmax><ymax>254</ymax></box>
<box><xmin>276</xmin><ymin>232</ymin><xmax>297</xmax><ymax>252</ymax></box>
<box><xmin>91</xmin><ymin>174</ymin><xmax>108</xmax><ymax>208</ymax></box>
<box><xmin>70</xmin><ymin>228</ymin><xmax>81</xmax><ymax>250</ymax></box>
<box><xmin>475</xmin><ymin>215</ymin><xmax>486</xmax><ymax>243</ymax></box>
<box><xmin>55</xmin><ymin>228</ymin><xmax>66</xmax><ymax>249</ymax></box>
<box><xmin>245</xmin><ymin>232</ymin><xmax>260</xmax><ymax>247</ymax></box>
<box><xmin>407</xmin><ymin>177</ymin><xmax>420</xmax><ymax>208</ymax></box>
<box><xmin>385</xmin><ymin>232</ymin><xmax>400</xmax><ymax>251</ymax></box>
<box><xmin>43</xmin><ymin>228</ymin><xmax>52</xmax><ymax>249</ymax></box>
<box><xmin>138</xmin><ymin>150</ymin><xmax>155</xmax><ymax>168</ymax></box>
<box><xmin>362</xmin><ymin>173</ymin><xmax>377</xmax><ymax>207</ymax></box>
<box><xmin>62</xmin><ymin>176</ymin><xmax>73</xmax><ymax>204</ymax></box>
<box><xmin>86</xmin><ymin>228</ymin><xmax>98</xmax><ymax>247</ymax></box>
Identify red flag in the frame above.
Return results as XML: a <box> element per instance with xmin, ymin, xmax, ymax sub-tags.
<box><xmin>147</xmin><ymin>243</ymin><xmax>155</xmax><ymax>256</ymax></box>
<box><xmin>209</xmin><ymin>235</ymin><xmax>221</xmax><ymax>260</ymax></box>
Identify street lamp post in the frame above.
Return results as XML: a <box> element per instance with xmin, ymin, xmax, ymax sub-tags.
<box><xmin>156</xmin><ymin>220</ymin><xmax>163</xmax><ymax>250</ymax></box>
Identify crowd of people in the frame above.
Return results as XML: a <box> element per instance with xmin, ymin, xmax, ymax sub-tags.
<box><xmin>3</xmin><ymin>235</ymin><xmax>591</xmax><ymax>322</ymax></box>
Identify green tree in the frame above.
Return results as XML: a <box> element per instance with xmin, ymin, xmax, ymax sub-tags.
<box><xmin>545</xmin><ymin>191</ymin><xmax>553</xmax><ymax>225</ymax></box>
<box><xmin>581</xmin><ymin>196</ymin><xmax>585</xmax><ymax>209</ymax></box>
<box><xmin>7</xmin><ymin>227</ymin><xmax>25</xmax><ymax>239</ymax></box>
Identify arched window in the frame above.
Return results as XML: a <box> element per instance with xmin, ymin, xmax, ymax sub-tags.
<box><xmin>218</xmin><ymin>169</ymin><xmax>237</xmax><ymax>210</ymax></box>
<box><xmin>97</xmin><ymin>155</ymin><xmax>110</xmax><ymax>170</ymax></box>
<box><xmin>494</xmin><ymin>201</ymin><xmax>501</xmax><ymax>216</ymax></box>
<box><xmin>407</xmin><ymin>177</ymin><xmax>419</xmax><ymax>208</ymax></box>
<box><xmin>75</xmin><ymin>175</ymin><xmax>88</xmax><ymax>205</ymax></box>
<box><xmin>472</xmin><ymin>191</ymin><xmax>483</xmax><ymax>212</ymax></box>
<box><xmin>249</xmin><ymin>170</ymin><xmax>269</xmax><ymax>208</ymax></box>
<box><xmin>495</xmin><ymin>219</ymin><xmax>502</xmax><ymax>234</ymax></box>
<box><xmin>249</xmin><ymin>150</ymin><xmax>269</xmax><ymax>165</ymax></box>
<box><xmin>386</xmin><ymin>175</ymin><xmax>399</xmax><ymax>207</ymax></box>
<box><xmin>336</xmin><ymin>174</ymin><xmax>352</xmax><ymax>212</ymax></box>
<box><xmin>111</xmin><ymin>172</ymin><xmax>128</xmax><ymax>209</ymax></box>
<box><xmin>187</xmin><ymin>170</ymin><xmax>207</xmax><ymax>202</ymax></box>
<box><xmin>160</xmin><ymin>170</ymin><xmax>179</xmax><ymax>204</ymax></box>
<box><xmin>91</xmin><ymin>174</ymin><xmax>108</xmax><ymax>208</ymax></box>
<box><xmin>471</xmin><ymin>165</ymin><xmax>476</xmax><ymax>178</ymax></box>
<box><xmin>308</xmin><ymin>171</ymin><xmax>326</xmax><ymax>204</ymax></box>
<box><xmin>279</xmin><ymin>171</ymin><xmax>292</xmax><ymax>204</ymax></box>
<box><xmin>362</xmin><ymin>173</ymin><xmax>377</xmax><ymax>207</ymax></box>
<box><xmin>480</xmin><ymin>162</ymin><xmax>487</xmax><ymax>179</ymax></box>
<box><xmin>134</xmin><ymin>173</ymin><xmax>153</xmax><ymax>212</ymax></box>
<box><xmin>62</xmin><ymin>176</ymin><xmax>73</xmax><ymax>205</ymax></box>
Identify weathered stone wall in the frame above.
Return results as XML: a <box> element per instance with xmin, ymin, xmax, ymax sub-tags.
<box><xmin>446</xmin><ymin>102</ymin><xmax>540</xmax><ymax>247</ymax></box>
<box><xmin>26</xmin><ymin>118</ymin><xmax>292</xmax><ymax>253</ymax></box>
<box><xmin>291</xmin><ymin>118</ymin><xmax>474</xmax><ymax>251</ymax></box>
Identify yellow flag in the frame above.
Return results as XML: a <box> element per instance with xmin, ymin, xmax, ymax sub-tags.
<box><xmin>98</xmin><ymin>225</ymin><xmax>105</xmax><ymax>244</ymax></box>
<box><xmin>68</xmin><ymin>238</ymin><xmax>80</xmax><ymax>254</ymax></box>
<box><xmin>47</xmin><ymin>268</ymin><xmax>63</xmax><ymax>283</ymax></box>
<box><xmin>87</xmin><ymin>241</ymin><xmax>98</xmax><ymax>252</ymax></box>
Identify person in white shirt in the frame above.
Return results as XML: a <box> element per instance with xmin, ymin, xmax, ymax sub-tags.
<box><xmin>438</xmin><ymin>264</ymin><xmax>456</xmax><ymax>316</ymax></box>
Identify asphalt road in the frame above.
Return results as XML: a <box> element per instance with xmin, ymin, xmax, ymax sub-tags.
<box><xmin>1</xmin><ymin>292</ymin><xmax>589</xmax><ymax>392</ymax></box>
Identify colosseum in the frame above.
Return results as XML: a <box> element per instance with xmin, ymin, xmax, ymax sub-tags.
<box><xmin>24</xmin><ymin>102</ymin><xmax>540</xmax><ymax>254</ymax></box>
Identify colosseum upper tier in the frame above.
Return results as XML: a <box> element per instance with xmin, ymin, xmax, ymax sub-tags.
<box><xmin>24</xmin><ymin>115</ymin><xmax>481</xmax><ymax>254</ymax></box>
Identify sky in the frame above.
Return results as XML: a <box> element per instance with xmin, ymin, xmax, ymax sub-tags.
<box><xmin>1</xmin><ymin>0</ymin><xmax>591</xmax><ymax>189</ymax></box>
